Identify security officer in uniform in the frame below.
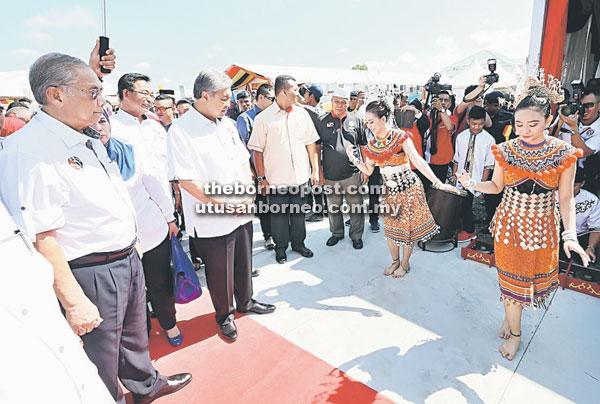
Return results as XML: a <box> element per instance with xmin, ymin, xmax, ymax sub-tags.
<box><xmin>318</xmin><ymin>87</ymin><xmax>367</xmax><ymax>249</ymax></box>
<box><xmin>0</xmin><ymin>51</ymin><xmax>191</xmax><ymax>404</ymax></box>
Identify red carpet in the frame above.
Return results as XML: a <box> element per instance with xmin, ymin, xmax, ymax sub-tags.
<box><xmin>126</xmin><ymin>292</ymin><xmax>394</xmax><ymax>404</ymax></box>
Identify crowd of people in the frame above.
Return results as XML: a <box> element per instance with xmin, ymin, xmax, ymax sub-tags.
<box><xmin>0</xmin><ymin>39</ymin><xmax>599</xmax><ymax>404</ymax></box>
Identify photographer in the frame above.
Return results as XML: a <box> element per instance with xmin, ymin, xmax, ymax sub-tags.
<box><xmin>559</xmin><ymin>88</ymin><xmax>600</xmax><ymax>162</ymax></box>
<box><xmin>426</xmin><ymin>90</ymin><xmax>457</xmax><ymax>184</ymax></box>
<box><xmin>560</xmin><ymin>87</ymin><xmax>600</xmax><ymax>194</ymax></box>
<box><xmin>454</xmin><ymin>76</ymin><xmax>492</xmax><ymax>134</ymax></box>
<box><xmin>484</xmin><ymin>91</ymin><xmax>514</xmax><ymax>144</ymax></box>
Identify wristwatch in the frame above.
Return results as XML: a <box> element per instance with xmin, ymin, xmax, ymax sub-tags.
<box><xmin>256</xmin><ymin>176</ymin><xmax>267</xmax><ymax>182</ymax></box>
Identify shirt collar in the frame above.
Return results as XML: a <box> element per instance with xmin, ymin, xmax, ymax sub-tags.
<box><xmin>115</xmin><ymin>108</ymin><xmax>142</xmax><ymax>125</ymax></box>
<box><xmin>188</xmin><ymin>105</ymin><xmax>223</xmax><ymax>127</ymax></box>
<box><xmin>36</xmin><ymin>109</ymin><xmax>91</xmax><ymax>148</ymax></box>
<box><xmin>275</xmin><ymin>100</ymin><xmax>293</xmax><ymax>114</ymax></box>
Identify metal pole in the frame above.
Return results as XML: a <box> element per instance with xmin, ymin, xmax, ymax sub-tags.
<box><xmin>101</xmin><ymin>0</ymin><xmax>107</xmax><ymax>37</ymax></box>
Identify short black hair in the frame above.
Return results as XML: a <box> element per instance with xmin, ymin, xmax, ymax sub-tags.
<box><xmin>468</xmin><ymin>105</ymin><xmax>486</xmax><ymax>120</ymax></box>
<box><xmin>439</xmin><ymin>90</ymin><xmax>450</xmax><ymax>97</ymax></box>
<box><xmin>256</xmin><ymin>84</ymin><xmax>273</xmax><ymax>100</ymax></box>
<box><xmin>393</xmin><ymin>96</ymin><xmax>402</xmax><ymax>106</ymax></box>
<box><xmin>6</xmin><ymin>101</ymin><xmax>28</xmax><ymax>111</ymax></box>
<box><xmin>176</xmin><ymin>98</ymin><xmax>192</xmax><ymax>107</ymax></box>
<box><xmin>155</xmin><ymin>94</ymin><xmax>175</xmax><ymax>106</ymax></box>
<box><xmin>118</xmin><ymin>73</ymin><xmax>151</xmax><ymax>100</ymax></box>
<box><xmin>18</xmin><ymin>97</ymin><xmax>32</xmax><ymax>105</ymax></box>
<box><xmin>274</xmin><ymin>75</ymin><xmax>295</xmax><ymax>96</ymax></box>
<box><xmin>583</xmin><ymin>87</ymin><xmax>600</xmax><ymax>100</ymax></box>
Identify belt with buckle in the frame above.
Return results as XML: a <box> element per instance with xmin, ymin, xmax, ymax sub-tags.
<box><xmin>68</xmin><ymin>241</ymin><xmax>136</xmax><ymax>269</ymax></box>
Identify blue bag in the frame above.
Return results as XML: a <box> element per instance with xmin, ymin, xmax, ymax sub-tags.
<box><xmin>171</xmin><ymin>235</ymin><xmax>202</xmax><ymax>304</ymax></box>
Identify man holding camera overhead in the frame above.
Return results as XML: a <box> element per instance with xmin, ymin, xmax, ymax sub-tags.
<box><xmin>484</xmin><ymin>91</ymin><xmax>514</xmax><ymax>144</ymax></box>
<box><xmin>426</xmin><ymin>90</ymin><xmax>458</xmax><ymax>184</ymax></box>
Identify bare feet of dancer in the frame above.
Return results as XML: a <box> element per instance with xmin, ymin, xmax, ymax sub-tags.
<box><xmin>384</xmin><ymin>259</ymin><xmax>400</xmax><ymax>276</ymax></box>
<box><xmin>499</xmin><ymin>317</ymin><xmax>510</xmax><ymax>339</ymax></box>
<box><xmin>392</xmin><ymin>262</ymin><xmax>410</xmax><ymax>278</ymax></box>
<box><xmin>499</xmin><ymin>330</ymin><xmax>521</xmax><ymax>360</ymax></box>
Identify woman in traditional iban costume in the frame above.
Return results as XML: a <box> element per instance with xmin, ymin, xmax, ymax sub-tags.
<box><xmin>458</xmin><ymin>82</ymin><xmax>589</xmax><ymax>361</ymax></box>
<box><xmin>346</xmin><ymin>100</ymin><xmax>459</xmax><ymax>278</ymax></box>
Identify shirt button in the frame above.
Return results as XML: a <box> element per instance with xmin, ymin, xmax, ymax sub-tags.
<box><xmin>20</xmin><ymin>206</ymin><xmax>25</xmax><ymax>211</ymax></box>
<box><xmin>59</xmin><ymin>346</ymin><xmax>65</xmax><ymax>353</ymax></box>
<box><xmin>21</xmin><ymin>308</ymin><xmax>28</xmax><ymax>316</ymax></box>
<box><xmin>81</xmin><ymin>384</ymin><xmax>85</xmax><ymax>391</ymax></box>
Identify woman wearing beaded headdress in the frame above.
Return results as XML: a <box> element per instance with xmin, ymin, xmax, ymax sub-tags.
<box><xmin>457</xmin><ymin>81</ymin><xmax>590</xmax><ymax>361</ymax></box>
<box><xmin>346</xmin><ymin>100</ymin><xmax>458</xmax><ymax>278</ymax></box>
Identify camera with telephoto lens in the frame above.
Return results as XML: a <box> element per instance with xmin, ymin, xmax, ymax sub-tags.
<box><xmin>560</xmin><ymin>79</ymin><xmax>584</xmax><ymax>116</ymax></box>
<box><xmin>484</xmin><ymin>58</ymin><xmax>499</xmax><ymax>85</ymax></box>
<box><xmin>424</xmin><ymin>72</ymin><xmax>452</xmax><ymax>95</ymax></box>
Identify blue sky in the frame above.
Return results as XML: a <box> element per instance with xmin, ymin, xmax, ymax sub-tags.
<box><xmin>3</xmin><ymin>0</ymin><xmax>534</xmax><ymax>92</ymax></box>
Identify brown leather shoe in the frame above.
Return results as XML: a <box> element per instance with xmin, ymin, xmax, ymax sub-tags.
<box><xmin>132</xmin><ymin>373</ymin><xmax>192</xmax><ymax>404</ymax></box>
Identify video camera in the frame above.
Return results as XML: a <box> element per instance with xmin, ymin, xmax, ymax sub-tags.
<box><xmin>484</xmin><ymin>58</ymin><xmax>499</xmax><ymax>85</ymax></box>
<box><xmin>424</xmin><ymin>73</ymin><xmax>452</xmax><ymax>96</ymax></box>
<box><xmin>560</xmin><ymin>79</ymin><xmax>584</xmax><ymax>116</ymax></box>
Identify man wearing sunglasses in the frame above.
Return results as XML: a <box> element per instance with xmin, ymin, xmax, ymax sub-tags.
<box><xmin>560</xmin><ymin>88</ymin><xmax>600</xmax><ymax>163</ymax></box>
<box><xmin>154</xmin><ymin>93</ymin><xmax>176</xmax><ymax>132</ymax></box>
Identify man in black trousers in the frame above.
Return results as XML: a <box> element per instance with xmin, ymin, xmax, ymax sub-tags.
<box><xmin>167</xmin><ymin>69</ymin><xmax>275</xmax><ymax>342</ymax></box>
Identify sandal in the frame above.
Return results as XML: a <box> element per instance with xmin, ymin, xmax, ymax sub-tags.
<box><xmin>383</xmin><ymin>259</ymin><xmax>400</xmax><ymax>276</ymax></box>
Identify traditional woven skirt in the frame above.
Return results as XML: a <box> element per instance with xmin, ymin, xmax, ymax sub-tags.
<box><xmin>380</xmin><ymin>165</ymin><xmax>439</xmax><ymax>246</ymax></box>
<box><xmin>491</xmin><ymin>187</ymin><xmax>560</xmax><ymax>308</ymax></box>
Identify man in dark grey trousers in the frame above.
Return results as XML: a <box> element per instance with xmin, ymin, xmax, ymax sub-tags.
<box><xmin>0</xmin><ymin>49</ymin><xmax>190</xmax><ymax>404</ymax></box>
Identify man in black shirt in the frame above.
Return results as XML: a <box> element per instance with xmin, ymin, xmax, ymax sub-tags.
<box><xmin>484</xmin><ymin>91</ymin><xmax>514</xmax><ymax>144</ymax></box>
<box><xmin>319</xmin><ymin>88</ymin><xmax>367</xmax><ymax>249</ymax></box>
<box><xmin>303</xmin><ymin>84</ymin><xmax>327</xmax><ymax>222</ymax></box>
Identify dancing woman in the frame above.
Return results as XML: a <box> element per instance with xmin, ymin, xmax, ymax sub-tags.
<box><xmin>347</xmin><ymin>100</ymin><xmax>457</xmax><ymax>277</ymax></box>
<box><xmin>457</xmin><ymin>85</ymin><xmax>589</xmax><ymax>360</ymax></box>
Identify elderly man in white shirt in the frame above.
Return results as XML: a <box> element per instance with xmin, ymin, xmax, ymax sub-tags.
<box><xmin>167</xmin><ymin>69</ymin><xmax>276</xmax><ymax>342</ymax></box>
<box><xmin>450</xmin><ymin>106</ymin><xmax>495</xmax><ymax>242</ymax></box>
<box><xmin>248</xmin><ymin>75</ymin><xmax>321</xmax><ymax>264</ymax></box>
<box><xmin>0</xmin><ymin>202</ymin><xmax>116</xmax><ymax>404</ymax></box>
<box><xmin>0</xmin><ymin>52</ymin><xmax>190</xmax><ymax>404</ymax></box>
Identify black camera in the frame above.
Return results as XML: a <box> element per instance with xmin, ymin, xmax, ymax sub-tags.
<box><xmin>484</xmin><ymin>58</ymin><xmax>499</xmax><ymax>85</ymax></box>
<box><xmin>425</xmin><ymin>72</ymin><xmax>452</xmax><ymax>95</ymax></box>
<box><xmin>560</xmin><ymin>79</ymin><xmax>584</xmax><ymax>116</ymax></box>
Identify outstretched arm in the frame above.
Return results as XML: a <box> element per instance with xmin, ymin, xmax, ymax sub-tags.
<box><xmin>457</xmin><ymin>159</ymin><xmax>504</xmax><ymax>194</ymax></box>
<box><xmin>345</xmin><ymin>145</ymin><xmax>374</xmax><ymax>175</ymax></box>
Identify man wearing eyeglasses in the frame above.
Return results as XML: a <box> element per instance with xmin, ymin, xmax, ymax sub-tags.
<box><xmin>111</xmin><ymin>73</ymin><xmax>170</xmax><ymax>175</ymax></box>
<box><xmin>0</xmin><ymin>51</ymin><xmax>191</xmax><ymax>404</ymax></box>
<box><xmin>154</xmin><ymin>93</ymin><xmax>176</xmax><ymax>132</ymax></box>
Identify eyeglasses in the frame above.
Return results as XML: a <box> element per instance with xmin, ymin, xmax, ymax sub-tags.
<box><xmin>265</xmin><ymin>96</ymin><xmax>275</xmax><ymax>102</ymax></box>
<box><xmin>131</xmin><ymin>89</ymin><xmax>156</xmax><ymax>99</ymax></box>
<box><xmin>582</xmin><ymin>101</ymin><xmax>599</xmax><ymax>109</ymax></box>
<box><xmin>154</xmin><ymin>105</ymin><xmax>173</xmax><ymax>113</ymax></box>
<box><xmin>64</xmin><ymin>86</ymin><xmax>103</xmax><ymax>100</ymax></box>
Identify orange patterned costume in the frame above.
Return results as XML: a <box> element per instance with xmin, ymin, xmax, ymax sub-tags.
<box><xmin>362</xmin><ymin>130</ymin><xmax>439</xmax><ymax>246</ymax></box>
<box><xmin>491</xmin><ymin>137</ymin><xmax>582</xmax><ymax>308</ymax></box>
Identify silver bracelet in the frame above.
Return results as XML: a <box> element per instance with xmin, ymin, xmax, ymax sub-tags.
<box><xmin>561</xmin><ymin>230</ymin><xmax>577</xmax><ymax>242</ymax></box>
<box><xmin>465</xmin><ymin>179</ymin><xmax>477</xmax><ymax>188</ymax></box>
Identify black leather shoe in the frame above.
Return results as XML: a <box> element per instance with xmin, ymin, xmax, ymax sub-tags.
<box><xmin>132</xmin><ymin>373</ymin><xmax>192</xmax><ymax>404</ymax></box>
<box><xmin>239</xmin><ymin>301</ymin><xmax>276</xmax><ymax>314</ymax></box>
<box><xmin>326</xmin><ymin>236</ymin><xmax>343</xmax><ymax>246</ymax></box>
<box><xmin>220</xmin><ymin>320</ymin><xmax>237</xmax><ymax>342</ymax></box>
<box><xmin>352</xmin><ymin>239</ymin><xmax>363</xmax><ymax>249</ymax></box>
<box><xmin>251</xmin><ymin>268</ymin><xmax>260</xmax><ymax>277</ymax></box>
<box><xmin>275</xmin><ymin>250</ymin><xmax>287</xmax><ymax>264</ymax></box>
<box><xmin>292</xmin><ymin>246</ymin><xmax>314</xmax><ymax>257</ymax></box>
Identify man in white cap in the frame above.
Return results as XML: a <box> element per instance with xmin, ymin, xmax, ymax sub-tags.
<box><xmin>318</xmin><ymin>88</ymin><xmax>367</xmax><ymax>249</ymax></box>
